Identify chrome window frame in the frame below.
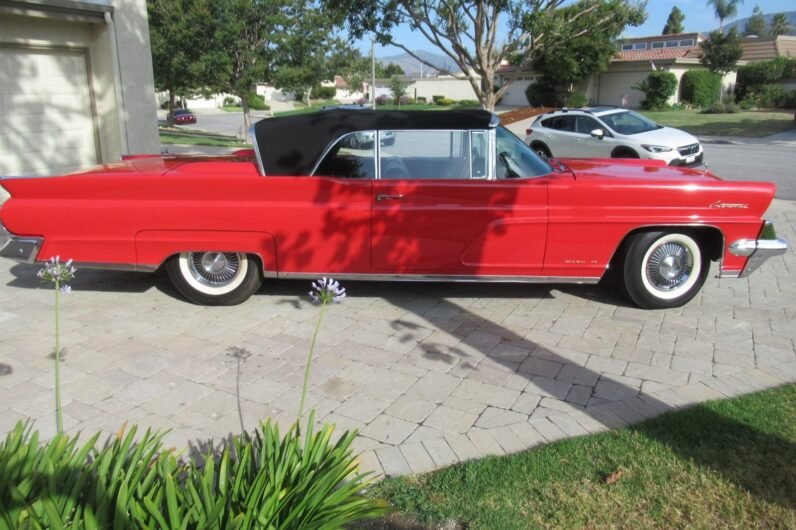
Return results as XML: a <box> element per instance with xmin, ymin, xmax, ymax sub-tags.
<box><xmin>310</xmin><ymin>130</ymin><xmax>379</xmax><ymax>179</ymax></box>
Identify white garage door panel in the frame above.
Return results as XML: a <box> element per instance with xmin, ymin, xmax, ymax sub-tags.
<box><xmin>501</xmin><ymin>80</ymin><xmax>533</xmax><ymax>107</ymax></box>
<box><xmin>598</xmin><ymin>71</ymin><xmax>649</xmax><ymax>109</ymax></box>
<box><xmin>0</xmin><ymin>48</ymin><xmax>97</xmax><ymax>177</ymax></box>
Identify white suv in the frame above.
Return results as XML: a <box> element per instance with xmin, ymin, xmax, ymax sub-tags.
<box><xmin>524</xmin><ymin>107</ymin><xmax>704</xmax><ymax>167</ymax></box>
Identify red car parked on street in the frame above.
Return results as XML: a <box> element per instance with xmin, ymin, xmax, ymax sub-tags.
<box><xmin>0</xmin><ymin>110</ymin><xmax>788</xmax><ymax>308</ymax></box>
<box><xmin>169</xmin><ymin>109</ymin><xmax>197</xmax><ymax>125</ymax></box>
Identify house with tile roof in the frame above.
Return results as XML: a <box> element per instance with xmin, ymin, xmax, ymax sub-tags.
<box><xmin>498</xmin><ymin>32</ymin><xmax>743</xmax><ymax>108</ymax></box>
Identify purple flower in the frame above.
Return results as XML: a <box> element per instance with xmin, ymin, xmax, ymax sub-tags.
<box><xmin>38</xmin><ymin>256</ymin><xmax>76</xmax><ymax>292</ymax></box>
<box><xmin>309</xmin><ymin>277</ymin><xmax>346</xmax><ymax>304</ymax></box>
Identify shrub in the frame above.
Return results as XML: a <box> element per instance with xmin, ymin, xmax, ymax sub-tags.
<box><xmin>744</xmin><ymin>84</ymin><xmax>788</xmax><ymax>108</ymax></box>
<box><xmin>681</xmin><ymin>70</ymin><xmax>721</xmax><ymax>108</ymax></box>
<box><xmin>525</xmin><ymin>80</ymin><xmax>566</xmax><ymax>107</ymax></box>
<box><xmin>702</xmin><ymin>101</ymin><xmax>739</xmax><ymax>114</ymax></box>
<box><xmin>458</xmin><ymin>99</ymin><xmax>479</xmax><ymax>106</ymax></box>
<box><xmin>375</xmin><ymin>94</ymin><xmax>390</xmax><ymax>106</ymax></box>
<box><xmin>247</xmin><ymin>93</ymin><xmax>270</xmax><ymax>111</ymax></box>
<box><xmin>435</xmin><ymin>97</ymin><xmax>456</xmax><ymax>106</ymax></box>
<box><xmin>633</xmin><ymin>70</ymin><xmax>678</xmax><ymax>110</ymax></box>
<box><xmin>567</xmin><ymin>91</ymin><xmax>588</xmax><ymax>108</ymax></box>
<box><xmin>416</xmin><ymin>96</ymin><xmax>427</xmax><ymax>103</ymax></box>
<box><xmin>399</xmin><ymin>95</ymin><xmax>413</xmax><ymax>105</ymax></box>
<box><xmin>223</xmin><ymin>96</ymin><xmax>239</xmax><ymax>107</ymax></box>
<box><xmin>431</xmin><ymin>95</ymin><xmax>445</xmax><ymax>103</ymax></box>
<box><xmin>0</xmin><ymin>420</ymin><xmax>386</xmax><ymax>529</ymax></box>
<box><xmin>314</xmin><ymin>85</ymin><xmax>337</xmax><ymax>100</ymax></box>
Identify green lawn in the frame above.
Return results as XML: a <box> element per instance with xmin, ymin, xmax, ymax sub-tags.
<box><xmin>358</xmin><ymin>385</ymin><xmax>796</xmax><ymax>530</ymax></box>
<box><xmin>221</xmin><ymin>105</ymin><xmax>271</xmax><ymax>113</ymax></box>
<box><xmin>640</xmin><ymin>109</ymin><xmax>795</xmax><ymax>137</ymax></box>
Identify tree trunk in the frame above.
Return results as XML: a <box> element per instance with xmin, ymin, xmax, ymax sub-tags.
<box><xmin>241</xmin><ymin>94</ymin><xmax>251</xmax><ymax>142</ymax></box>
<box><xmin>480</xmin><ymin>75</ymin><xmax>497</xmax><ymax>112</ymax></box>
<box><xmin>168</xmin><ymin>90</ymin><xmax>176</xmax><ymax>126</ymax></box>
<box><xmin>306</xmin><ymin>86</ymin><xmax>313</xmax><ymax>107</ymax></box>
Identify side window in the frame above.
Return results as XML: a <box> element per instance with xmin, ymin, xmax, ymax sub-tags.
<box><xmin>471</xmin><ymin>131</ymin><xmax>488</xmax><ymax>178</ymax></box>
<box><xmin>313</xmin><ymin>132</ymin><xmax>375</xmax><ymax>179</ymax></box>
<box><xmin>575</xmin><ymin>116</ymin><xmax>604</xmax><ymax>135</ymax></box>
<box><xmin>549</xmin><ymin>116</ymin><xmax>574</xmax><ymax>132</ymax></box>
<box><xmin>541</xmin><ymin>117</ymin><xmax>555</xmax><ymax>128</ymax></box>
<box><xmin>379</xmin><ymin>130</ymin><xmax>471</xmax><ymax>179</ymax></box>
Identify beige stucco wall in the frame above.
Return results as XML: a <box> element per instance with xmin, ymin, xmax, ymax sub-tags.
<box><xmin>409</xmin><ymin>78</ymin><xmax>479</xmax><ymax>101</ymax></box>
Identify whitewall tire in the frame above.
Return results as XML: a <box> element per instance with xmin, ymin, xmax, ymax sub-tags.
<box><xmin>166</xmin><ymin>251</ymin><xmax>262</xmax><ymax>305</ymax></box>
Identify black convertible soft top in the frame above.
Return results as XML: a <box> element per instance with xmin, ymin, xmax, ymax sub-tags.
<box><xmin>252</xmin><ymin>109</ymin><xmax>496</xmax><ymax>176</ymax></box>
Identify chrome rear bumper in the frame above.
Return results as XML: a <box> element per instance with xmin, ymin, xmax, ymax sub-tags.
<box><xmin>728</xmin><ymin>221</ymin><xmax>789</xmax><ymax>277</ymax></box>
<box><xmin>0</xmin><ymin>223</ymin><xmax>43</xmax><ymax>263</ymax></box>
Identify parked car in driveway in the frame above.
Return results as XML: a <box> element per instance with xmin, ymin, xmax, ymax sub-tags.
<box><xmin>525</xmin><ymin>107</ymin><xmax>704</xmax><ymax>167</ymax></box>
<box><xmin>0</xmin><ymin>109</ymin><xmax>787</xmax><ymax>308</ymax></box>
<box><xmin>168</xmin><ymin>109</ymin><xmax>197</xmax><ymax>125</ymax></box>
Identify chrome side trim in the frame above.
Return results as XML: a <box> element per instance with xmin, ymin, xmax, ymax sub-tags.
<box><xmin>0</xmin><ymin>223</ymin><xmax>42</xmax><ymax>263</ymax></box>
<box><xmin>719</xmin><ymin>271</ymin><xmax>741</xmax><ymax>279</ymax></box>
<box><xmin>265</xmin><ymin>271</ymin><xmax>601</xmax><ymax>284</ymax></box>
<box><xmin>249</xmin><ymin>124</ymin><xmax>266</xmax><ymax>176</ymax></box>
<box><xmin>489</xmin><ymin>112</ymin><xmax>500</xmax><ymax>128</ymax></box>
<box><xmin>728</xmin><ymin>221</ymin><xmax>788</xmax><ymax>277</ymax></box>
<box><xmin>73</xmin><ymin>262</ymin><xmax>159</xmax><ymax>273</ymax></box>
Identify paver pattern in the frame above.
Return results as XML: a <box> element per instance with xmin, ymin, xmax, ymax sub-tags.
<box><xmin>1</xmin><ymin>201</ymin><xmax>794</xmax><ymax>477</ymax></box>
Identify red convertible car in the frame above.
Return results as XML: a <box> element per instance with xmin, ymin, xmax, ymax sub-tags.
<box><xmin>0</xmin><ymin>109</ymin><xmax>788</xmax><ymax>308</ymax></box>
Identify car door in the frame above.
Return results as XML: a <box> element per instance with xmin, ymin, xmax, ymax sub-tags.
<box><xmin>371</xmin><ymin>128</ymin><xmax>549</xmax><ymax>277</ymax></box>
<box><xmin>571</xmin><ymin>115</ymin><xmax>614</xmax><ymax>158</ymax></box>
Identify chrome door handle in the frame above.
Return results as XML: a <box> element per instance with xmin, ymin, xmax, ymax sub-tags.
<box><xmin>376</xmin><ymin>194</ymin><xmax>404</xmax><ymax>201</ymax></box>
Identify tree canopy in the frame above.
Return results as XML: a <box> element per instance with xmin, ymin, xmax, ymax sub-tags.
<box><xmin>707</xmin><ymin>0</ymin><xmax>744</xmax><ymax>31</ymax></box>
<box><xmin>662</xmin><ymin>6</ymin><xmax>685</xmax><ymax>35</ymax></box>
<box><xmin>700</xmin><ymin>29</ymin><xmax>743</xmax><ymax>75</ymax></box>
<box><xmin>769</xmin><ymin>13</ymin><xmax>790</xmax><ymax>37</ymax></box>
<box><xmin>326</xmin><ymin>0</ymin><xmax>646</xmax><ymax>110</ymax></box>
<box><xmin>744</xmin><ymin>5</ymin><xmax>766</xmax><ymax>36</ymax></box>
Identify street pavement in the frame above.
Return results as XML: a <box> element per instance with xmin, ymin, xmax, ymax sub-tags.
<box><xmin>0</xmin><ymin>199</ymin><xmax>793</xmax><ymax>477</ymax></box>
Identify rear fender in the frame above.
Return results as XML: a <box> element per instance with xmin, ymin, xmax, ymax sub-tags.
<box><xmin>135</xmin><ymin>230</ymin><xmax>277</xmax><ymax>274</ymax></box>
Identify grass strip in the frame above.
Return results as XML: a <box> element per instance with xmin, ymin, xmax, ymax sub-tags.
<box><xmin>640</xmin><ymin>109</ymin><xmax>795</xmax><ymax>137</ymax></box>
<box><xmin>363</xmin><ymin>384</ymin><xmax>796</xmax><ymax>529</ymax></box>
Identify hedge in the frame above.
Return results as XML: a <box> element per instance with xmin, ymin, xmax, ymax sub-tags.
<box><xmin>681</xmin><ymin>70</ymin><xmax>721</xmax><ymax>108</ymax></box>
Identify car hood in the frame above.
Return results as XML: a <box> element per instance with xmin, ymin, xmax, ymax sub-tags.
<box><xmin>629</xmin><ymin>126</ymin><xmax>700</xmax><ymax>148</ymax></box>
<box><xmin>561</xmin><ymin>158</ymin><xmax>719</xmax><ymax>182</ymax></box>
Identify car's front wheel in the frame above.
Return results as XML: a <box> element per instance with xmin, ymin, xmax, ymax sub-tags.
<box><xmin>166</xmin><ymin>251</ymin><xmax>262</xmax><ymax>305</ymax></box>
<box><xmin>622</xmin><ymin>231</ymin><xmax>708</xmax><ymax>309</ymax></box>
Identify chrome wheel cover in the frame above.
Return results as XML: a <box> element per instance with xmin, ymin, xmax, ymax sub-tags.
<box><xmin>645</xmin><ymin>242</ymin><xmax>693</xmax><ymax>292</ymax></box>
<box><xmin>188</xmin><ymin>252</ymin><xmax>241</xmax><ymax>286</ymax></box>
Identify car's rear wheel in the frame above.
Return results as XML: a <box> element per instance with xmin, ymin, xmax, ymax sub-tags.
<box><xmin>612</xmin><ymin>148</ymin><xmax>639</xmax><ymax>158</ymax></box>
<box><xmin>622</xmin><ymin>231</ymin><xmax>708</xmax><ymax>309</ymax></box>
<box><xmin>531</xmin><ymin>142</ymin><xmax>551</xmax><ymax>159</ymax></box>
<box><xmin>166</xmin><ymin>251</ymin><xmax>262</xmax><ymax>305</ymax></box>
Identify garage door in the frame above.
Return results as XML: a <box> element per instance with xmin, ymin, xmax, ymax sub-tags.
<box><xmin>597</xmin><ymin>71</ymin><xmax>649</xmax><ymax>109</ymax></box>
<box><xmin>0</xmin><ymin>47</ymin><xmax>98</xmax><ymax>177</ymax></box>
<box><xmin>501</xmin><ymin>79</ymin><xmax>534</xmax><ymax>106</ymax></box>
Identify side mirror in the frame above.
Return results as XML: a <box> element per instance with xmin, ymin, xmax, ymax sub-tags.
<box><xmin>590</xmin><ymin>129</ymin><xmax>605</xmax><ymax>140</ymax></box>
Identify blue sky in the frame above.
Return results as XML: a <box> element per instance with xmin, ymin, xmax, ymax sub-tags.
<box><xmin>357</xmin><ymin>1</ymin><xmax>794</xmax><ymax>57</ymax></box>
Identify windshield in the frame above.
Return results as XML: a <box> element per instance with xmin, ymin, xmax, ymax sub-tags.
<box><xmin>599</xmin><ymin>110</ymin><xmax>660</xmax><ymax>135</ymax></box>
<box><xmin>495</xmin><ymin>126</ymin><xmax>553</xmax><ymax>179</ymax></box>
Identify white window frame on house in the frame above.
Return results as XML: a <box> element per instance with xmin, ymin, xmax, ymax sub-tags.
<box><xmin>679</xmin><ymin>39</ymin><xmax>695</xmax><ymax>47</ymax></box>
<box><xmin>665</xmin><ymin>40</ymin><xmax>679</xmax><ymax>48</ymax></box>
<box><xmin>621</xmin><ymin>44</ymin><xmax>634</xmax><ymax>51</ymax></box>
<box><xmin>651</xmin><ymin>42</ymin><xmax>664</xmax><ymax>49</ymax></box>
<box><xmin>633</xmin><ymin>43</ymin><xmax>647</xmax><ymax>50</ymax></box>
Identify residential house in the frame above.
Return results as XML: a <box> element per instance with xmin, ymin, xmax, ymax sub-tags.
<box><xmin>0</xmin><ymin>0</ymin><xmax>159</xmax><ymax>178</ymax></box>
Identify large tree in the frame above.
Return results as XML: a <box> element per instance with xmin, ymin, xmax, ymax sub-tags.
<box><xmin>662</xmin><ymin>6</ymin><xmax>685</xmax><ymax>35</ymax></box>
<box><xmin>700</xmin><ymin>28</ymin><xmax>742</xmax><ymax>101</ymax></box>
<box><xmin>197</xmin><ymin>0</ymin><xmax>289</xmax><ymax>134</ymax></box>
<box><xmin>707</xmin><ymin>0</ymin><xmax>744</xmax><ymax>32</ymax></box>
<box><xmin>271</xmin><ymin>2</ymin><xmax>347</xmax><ymax>106</ymax></box>
<box><xmin>148</xmin><ymin>0</ymin><xmax>203</xmax><ymax>124</ymax></box>
<box><xmin>744</xmin><ymin>5</ymin><xmax>766</xmax><ymax>36</ymax></box>
<box><xmin>769</xmin><ymin>12</ymin><xmax>790</xmax><ymax>37</ymax></box>
<box><xmin>532</xmin><ymin>1</ymin><xmax>646</xmax><ymax>102</ymax></box>
<box><xmin>327</xmin><ymin>0</ymin><xmax>646</xmax><ymax>111</ymax></box>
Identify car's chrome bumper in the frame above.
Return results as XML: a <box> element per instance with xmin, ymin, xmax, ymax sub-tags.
<box><xmin>0</xmin><ymin>223</ymin><xmax>43</xmax><ymax>263</ymax></box>
<box><xmin>728</xmin><ymin>221</ymin><xmax>789</xmax><ymax>277</ymax></box>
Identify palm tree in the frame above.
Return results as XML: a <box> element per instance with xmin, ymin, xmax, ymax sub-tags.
<box><xmin>769</xmin><ymin>13</ymin><xmax>791</xmax><ymax>37</ymax></box>
<box><xmin>707</xmin><ymin>0</ymin><xmax>744</xmax><ymax>32</ymax></box>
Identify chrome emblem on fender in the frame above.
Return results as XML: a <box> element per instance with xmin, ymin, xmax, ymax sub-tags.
<box><xmin>710</xmin><ymin>201</ymin><xmax>748</xmax><ymax>209</ymax></box>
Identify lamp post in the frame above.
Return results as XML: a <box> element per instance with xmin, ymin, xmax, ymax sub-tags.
<box><xmin>371</xmin><ymin>37</ymin><xmax>376</xmax><ymax>110</ymax></box>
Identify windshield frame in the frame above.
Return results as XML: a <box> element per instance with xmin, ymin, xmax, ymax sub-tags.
<box><xmin>494</xmin><ymin>126</ymin><xmax>554</xmax><ymax>179</ymax></box>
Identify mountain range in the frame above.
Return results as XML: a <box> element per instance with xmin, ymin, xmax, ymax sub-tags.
<box><xmin>378</xmin><ymin>50</ymin><xmax>460</xmax><ymax>77</ymax></box>
<box><xmin>720</xmin><ymin>10</ymin><xmax>795</xmax><ymax>36</ymax></box>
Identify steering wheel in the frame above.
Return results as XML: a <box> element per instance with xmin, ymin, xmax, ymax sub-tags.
<box><xmin>498</xmin><ymin>151</ymin><xmax>520</xmax><ymax>179</ymax></box>
<box><xmin>382</xmin><ymin>157</ymin><xmax>410</xmax><ymax>179</ymax></box>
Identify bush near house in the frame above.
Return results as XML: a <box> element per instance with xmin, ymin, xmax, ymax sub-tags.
<box><xmin>314</xmin><ymin>85</ymin><xmax>337</xmax><ymax>100</ymax></box>
<box><xmin>680</xmin><ymin>70</ymin><xmax>722</xmax><ymax>108</ymax></box>
<box><xmin>736</xmin><ymin>57</ymin><xmax>796</xmax><ymax>108</ymax></box>
<box><xmin>247</xmin><ymin>93</ymin><xmax>270</xmax><ymax>111</ymax></box>
<box><xmin>632</xmin><ymin>71</ymin><xmax>678</xmax><ymax>110</ymax></box>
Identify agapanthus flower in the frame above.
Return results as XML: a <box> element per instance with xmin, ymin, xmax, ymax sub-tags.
<box><xmin>309</xmin><ymin>277</ymin><xmax>346</xmax><ymax>304</ymax></box>
<box><xmin>38</xmin><ymin>256</ymin><xmax>76</xmax><ymax>291</ymax></box>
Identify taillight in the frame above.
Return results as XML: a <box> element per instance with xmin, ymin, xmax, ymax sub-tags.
<box><xmin>525</xmin><ymin>128</ymin><xmax>533</xmax><ymax>136</ymax></box>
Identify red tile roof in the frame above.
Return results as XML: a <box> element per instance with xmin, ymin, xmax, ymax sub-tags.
<box><xmin>614</xmin><ymin>47</ymin><xmax>702</xmax><ymax>62</ymax></box>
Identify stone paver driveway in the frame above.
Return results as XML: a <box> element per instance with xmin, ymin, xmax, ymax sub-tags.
<box><xmin>1</xmin><ymin>201</ymin><xmax>794</xmax><ymax>477</ymax></box>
